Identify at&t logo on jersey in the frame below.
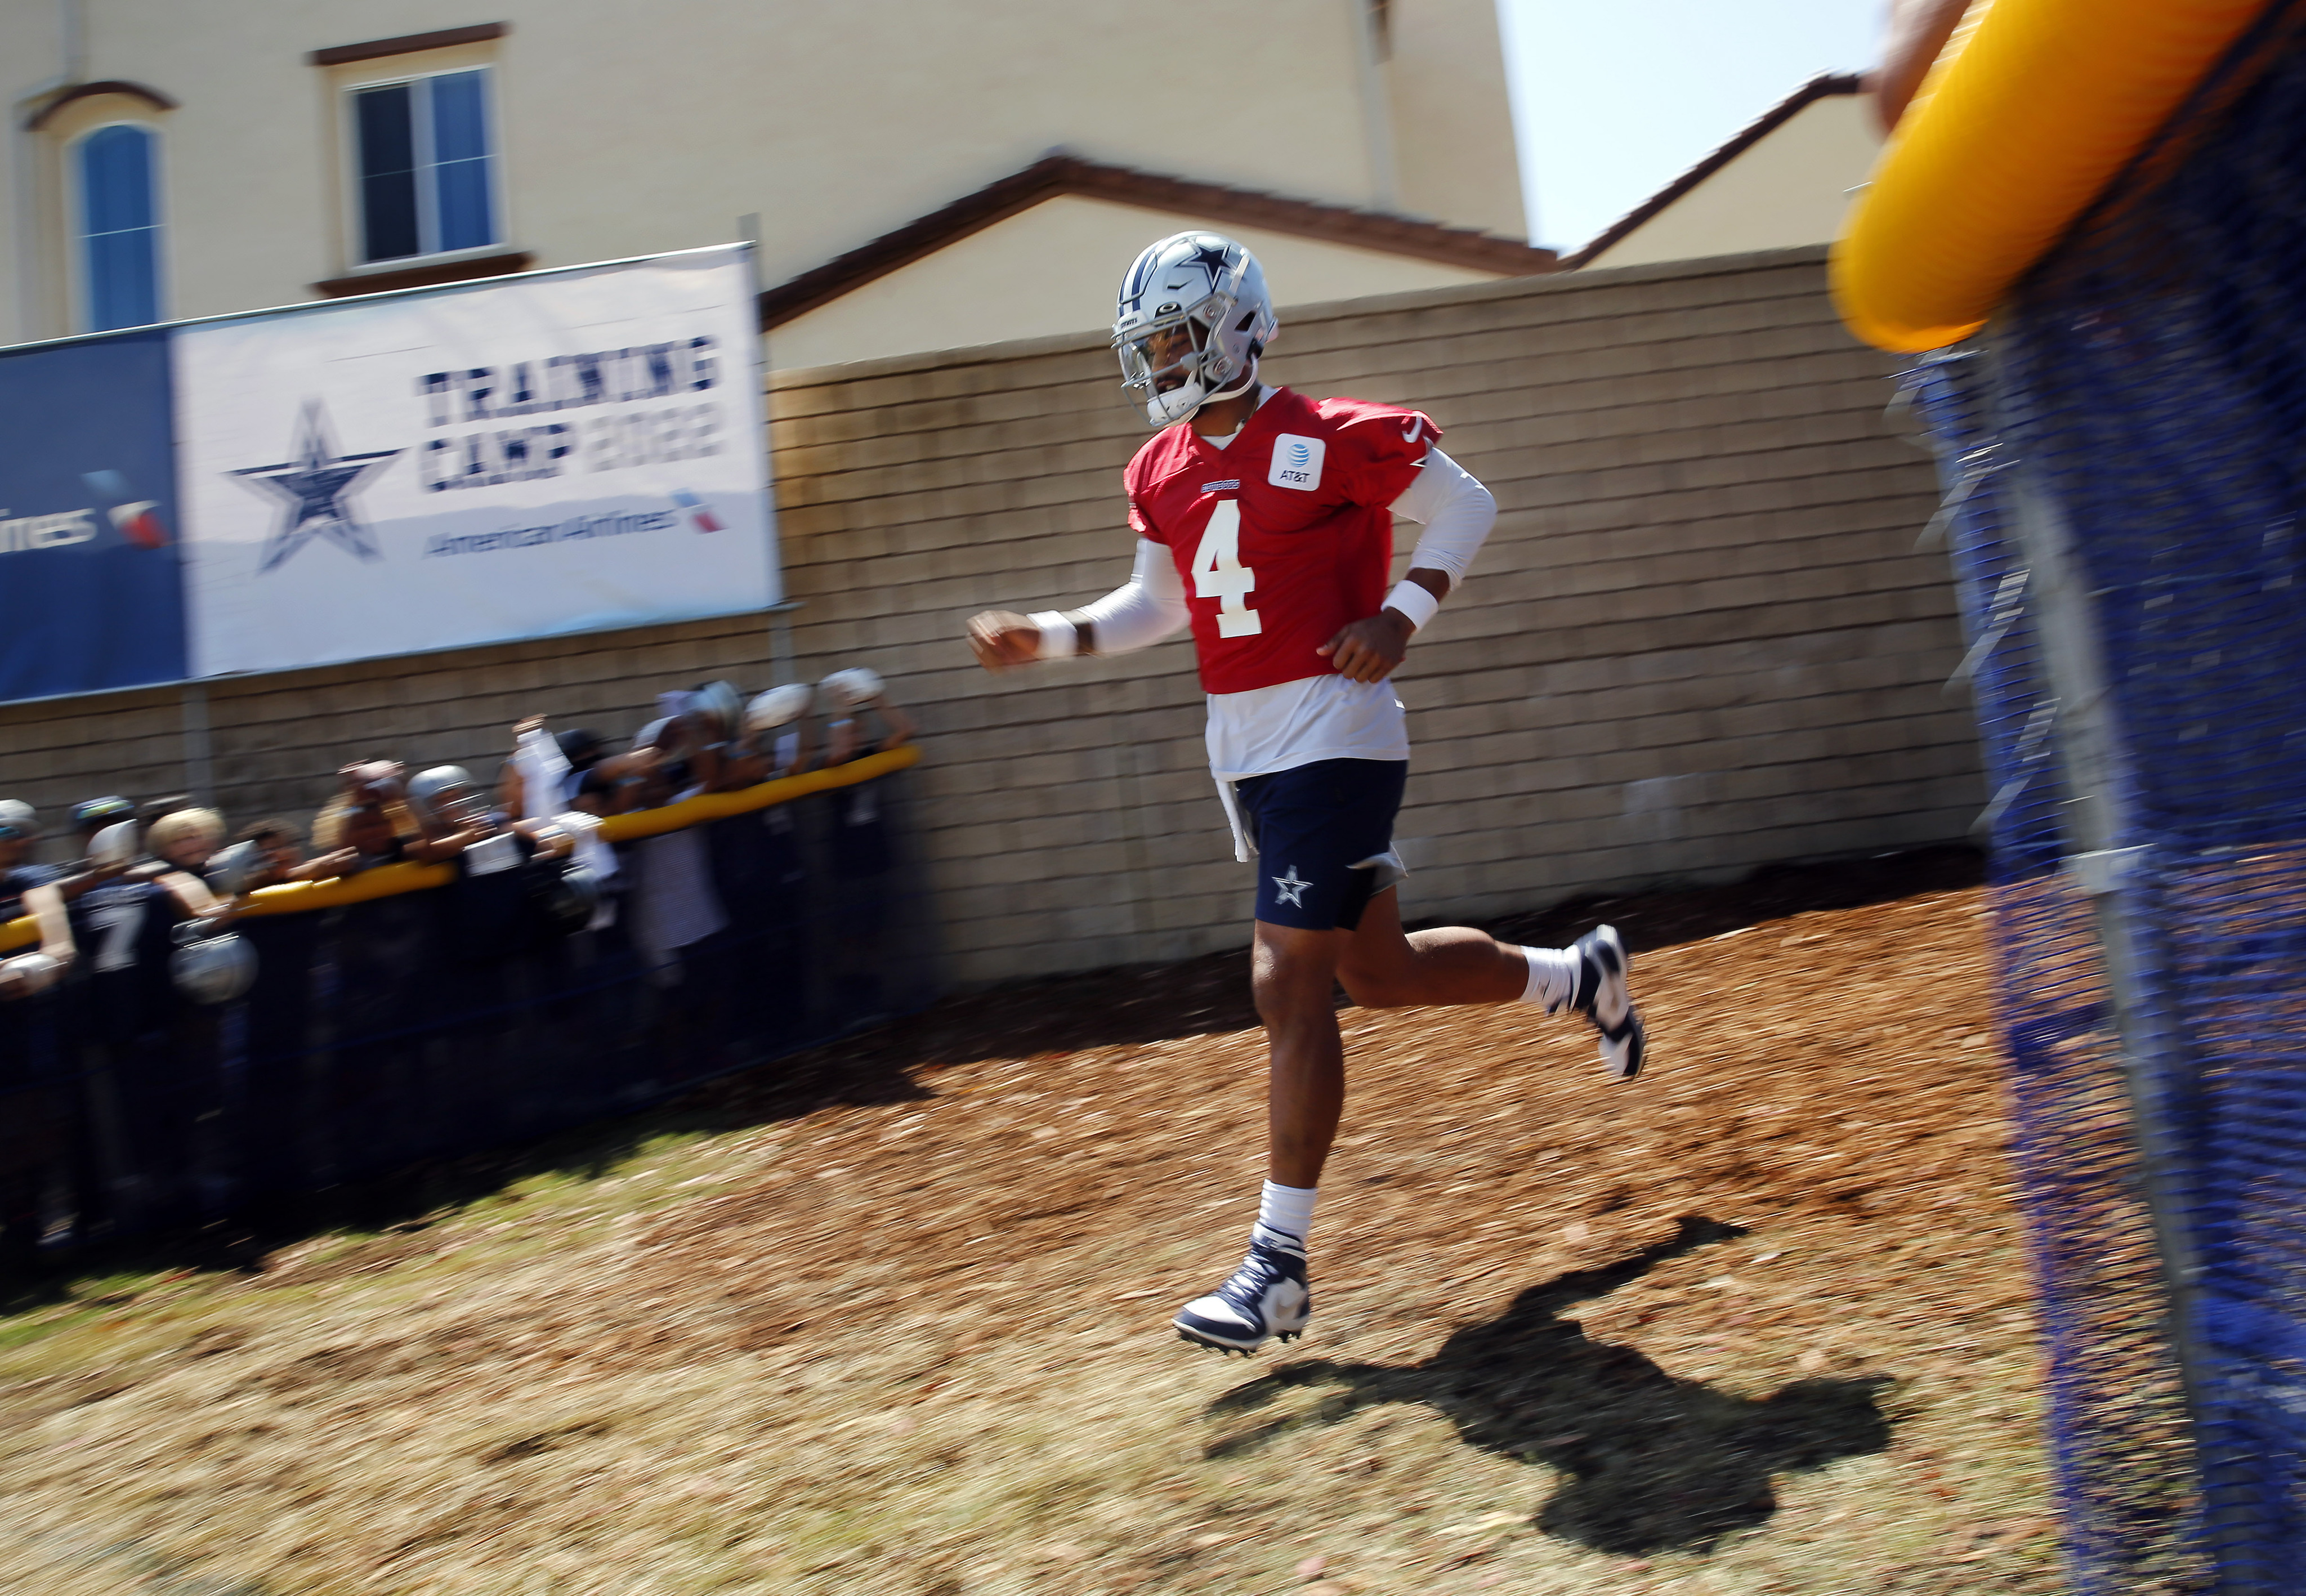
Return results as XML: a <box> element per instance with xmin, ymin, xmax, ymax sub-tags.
<box><xmin>1268</xmin><ymin>434</ymin><xmax>1326</xmax><ymax>492</ymax></box>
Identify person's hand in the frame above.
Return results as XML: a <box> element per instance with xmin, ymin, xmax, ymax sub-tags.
<box><xmin>407</xmin><ymin>831</ymin><xmax>474</xmax><ymax>863</ymax></box>
<box><xmin>300</xmin><ymin>848</ymin><xmax>359</xmax><ymax>880</ymax></box>
<box><xmin>967</xmin><ymin>610</ymin><xmax>1041</xmax><ymax>672</ymax></box>
<box><xmin>529</xmin><ymin>824</ymin><xmax>575</xmax><ymax>860</ymax></box>
<box><xmin>1317</xmin><ymin>610</ymin><xmax>1414</xmax><ymax>683</ymax></box>
<box><xmin>513</xmin><ymin>713</ymin><xmax>547</xmax><ymax>739</ymax></box>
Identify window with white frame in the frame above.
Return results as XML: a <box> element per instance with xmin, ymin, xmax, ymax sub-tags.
<box><xmin>76</xmin><ymin>124</ymin><xmax>164</xmax><ymax>330</ymax></box>
<box><xmin>350</xmin><ymin>68</ymin><xmax>498</xmax><ymax>263</ymax></box>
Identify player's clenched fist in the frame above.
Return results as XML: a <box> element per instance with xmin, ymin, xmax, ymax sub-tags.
<box><xmin>967</xmin><ymin>610</ymin><xmax>1042</xmax><ymax>672</ymax></box>
<box><xmin>1318</xmin><ymin>610</ymin><xmax>1414</xmax><ymax>683</ymax></box>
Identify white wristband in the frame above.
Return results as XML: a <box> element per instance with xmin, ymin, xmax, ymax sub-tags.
<box><xmin>1027</xmin><ymin>611</ymin><xmax>1078</xmax><ymax>658</ymax></box>
<box><xmin>1384</xmin><ymin>580</ymin><xmax>1441</xmax><ymax>632</ymax></box>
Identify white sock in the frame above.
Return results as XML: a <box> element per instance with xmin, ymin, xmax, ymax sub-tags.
<box><xmin>1520</xmin><ymin>945</ymin><xmax>1580</xmax><ymax>1013</ymax></box>
<box><xmin>1254</xmin><ymin>1180</ymin><xmax>1317</xmax><ymax>1249</ymax></box>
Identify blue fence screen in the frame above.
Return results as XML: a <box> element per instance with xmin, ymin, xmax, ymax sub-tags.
<box><xmin>1910</xmin><ymin>10</ymin><xmax>2306</xmax><ymax>1591</ymax></box>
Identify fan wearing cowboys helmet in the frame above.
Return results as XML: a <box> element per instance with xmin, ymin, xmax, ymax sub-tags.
<box><xmin>967</xmin><ymin>233</ymin><xmax>1644</xmax><ymax>1356</ymax></box>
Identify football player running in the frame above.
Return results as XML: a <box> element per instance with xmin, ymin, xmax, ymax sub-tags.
<box><xmin>967</xmin><ymin>234</ymin><xmax>1642</xmax><ymax>1356</ymax></box>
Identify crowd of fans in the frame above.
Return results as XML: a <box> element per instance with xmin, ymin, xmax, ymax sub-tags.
<box><xmin>0</xmin><ymin>669</ymin><xmax>914</xmax><ymax>1258</ymax></box>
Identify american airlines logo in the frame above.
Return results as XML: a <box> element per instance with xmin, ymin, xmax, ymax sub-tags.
<box><xmin>0</xmin><ymin>508</ymin><xmax>99</xmax><ymax>555</ymax></box>
<box><xmin>85</xmin><ymin>470</ymin><xmax>169</xmax><ymax>548</ymax></box>
<box><xmin>0</xmin><ymin>471</ymin><xmax>168</xmax><ymax>555</ymax></box>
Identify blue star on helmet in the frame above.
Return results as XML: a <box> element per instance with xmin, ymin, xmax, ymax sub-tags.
<box><xmin>1182</xmin><ymin>240</ymin><xmax>1233</xmax><ymax>285</ymax></box>
<box><xmin>228</xmin><ymin>400</ymin><xmax>402</xmax><ymax>573</ymax></box>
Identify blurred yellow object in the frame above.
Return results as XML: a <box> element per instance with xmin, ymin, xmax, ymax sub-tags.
<box><xmin>0</xmin><ymin>743</ymin><xmax>923</xmax><ymax>953</ymax></box>
<box><xmin>243</xmin><ymin>860</ymin><xmax>454</xmax><ymax>913</ymax></box>
<box><xmin>1833</xmin><ymin>0</ymin><xmax>2276</xmax><ymax>352</ymax></box>
<box><xmin>597</xmin><ymin>743</ymin><xmax>919</xmax><ymax>841</ymax></box>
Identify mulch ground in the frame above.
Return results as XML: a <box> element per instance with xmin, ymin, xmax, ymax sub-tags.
<box><xmin>0</xmin><ymin>847</ymin><xmax>2075</xmax><ymax>1595</ymax></box>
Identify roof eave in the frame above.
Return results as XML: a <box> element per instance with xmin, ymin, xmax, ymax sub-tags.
<box><xmin>757</xmin><ymin>154</ymin><xmax>1559</xmax><ymax>330</ymax></box>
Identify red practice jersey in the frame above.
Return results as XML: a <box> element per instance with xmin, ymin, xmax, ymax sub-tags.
<box><xmin>1124</xmin><ymin>387</ymin><xmax>1437</xmax><ymax>695</ymax></box>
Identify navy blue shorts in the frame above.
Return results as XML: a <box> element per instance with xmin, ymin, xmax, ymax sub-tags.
<box><xmin>1236</xmin><ymin>758</ymin><xmax>1409</xmax><ymax>932</ymax></box>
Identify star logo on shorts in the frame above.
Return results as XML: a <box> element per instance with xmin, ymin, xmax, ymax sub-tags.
<box><xmin>1271</xmin><ymin>866</ymin><xmax>1311</xmax><ymax>907</ymax></box>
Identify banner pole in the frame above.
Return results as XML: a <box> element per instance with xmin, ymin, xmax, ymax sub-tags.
<box><xmin>741</xmin><ymin>225</ymin><xmax>799</xmax><ymax>691</ymax></box>
<box><xmin>180</xmin><ymin>682</ymin><xmax>215</xmax><ymax>804</ymax></box>
<box><xmin>767</xmin><ymin>598</ymin><xmax>804</xmax><ymax>687</ymax></box>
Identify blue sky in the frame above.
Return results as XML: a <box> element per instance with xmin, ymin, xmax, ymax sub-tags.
<box><xmin>1495</xmin><ymin>0</ymin><xmax>1885</xmax><ymax>251</ymax></box>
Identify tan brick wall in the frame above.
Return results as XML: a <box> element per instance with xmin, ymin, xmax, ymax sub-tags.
<box><xmin>0</xmin><ymin>245</ymin><xmax>1977</xmax><ymax>986</ymax></box>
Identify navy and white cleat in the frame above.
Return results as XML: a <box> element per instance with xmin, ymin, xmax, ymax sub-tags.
<box><xmin>1572</xmin><ymin>924</ymin><xmax>1646</xmax><ymax>1081</ymax></box>
<box><xmin>1173</xmin><ymin>1231</ymin><xmax>1311</xmax><ymax>1354</ymax></box>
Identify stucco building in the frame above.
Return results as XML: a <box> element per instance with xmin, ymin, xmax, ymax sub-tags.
<box><xmin>2</xmin><ymin>1</ymin><xmax>1551</xmax><ymax>367</ymax></box>
<box><xmin>1568</xmin><ymin>73</ymin><xmax>1881</xmax><ymax>271</ymax></box>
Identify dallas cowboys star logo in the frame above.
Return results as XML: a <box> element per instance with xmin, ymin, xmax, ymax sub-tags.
<box><xmin>227</xmin><ymin>400</ymin><xmax>401</xmax><ymax>573</ymax></box>
<box><xmin>1271</xmin><ymin>866</ymin><xmax>1311</xmax><ymax>907</ymax></box>
<box><xmin>1183</xmin><ymin>240</ymin><xmax>1232</xmax><ymax>285</ymax></box>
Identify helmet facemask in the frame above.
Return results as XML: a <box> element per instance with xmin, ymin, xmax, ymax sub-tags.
<box><xmin>1118</xmin><ymin>302</ymin><xmax>1255</xmax><ymax>427</ymax></box>
<box><xmin>408</xmin><ymin>766</ymin><xmax>493</xmax><ymax>835</ymax></box>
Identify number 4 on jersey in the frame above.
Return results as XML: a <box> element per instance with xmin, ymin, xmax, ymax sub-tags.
<box><xmin>1191</xmin><ymin>500</ymin><xmax>1262</xmax><ymax>637</ymax></box>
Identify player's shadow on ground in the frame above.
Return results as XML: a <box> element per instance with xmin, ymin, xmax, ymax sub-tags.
<box><xmin>1201</xmin><ymin>1216</ymin><xmax>1893</xmax><ymax>1555</ymax></box>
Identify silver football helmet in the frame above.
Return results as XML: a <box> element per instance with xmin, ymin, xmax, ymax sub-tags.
<box><xmin>1</xmin><ymin>950</ymin><xmax>63</xmax><ymax>998</ymax></box>
<box><xmin>408</xmin><ymin>765</ymin><xmax>490</xmax><ymax>831</ymax></box>
<box><xmin>531</xmin><ymin>864</ymin><xmax>602</xmax><ymax>935</ymax></box>
<box><xmin>1112</xmin><ymin>232</ymin><xmax>1278</xmax><ymax>427</ymax></box>
<box><xmin>88</xmin><ymin>819</ymin><xmax>140</xmax><ymax>868</ymax></box>
<box><xmin>205</xmin><ymin>839</ymin><xmax>267</xmax><ymax>897</ymax></box>
<box><xmin>692</xmin><ymin>680</ymin><xmax>743</xmax><ymax>741</ymax></box>
<box><xmin>819</xmin><ymin>667</ymin><xmax>883</xmax><ymax>710</ymax></box>
<box><xmin>171</xmin><ymin>921</ymin><xmax>257</xmax><ymax>1005</ymax></box>
<box><xmin>745</xmin><ymin>683</ymin><xmax>814</xmax><ymax>733</ymax></box>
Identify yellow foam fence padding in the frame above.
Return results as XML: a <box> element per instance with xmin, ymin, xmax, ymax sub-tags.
<box><xmin>595</xmin><ymin>743</ymin><xmax>919</xmax><ymax>841</ymax></box>
<box><xmin>0</xmin><ymin>743</ymin><xmax>921</xmax><ymax>954</ymax></box>
<box><xmin>1833</xmin><ymin>0</ymin><xmax>2277</xmax><ymax>352</ymax></box>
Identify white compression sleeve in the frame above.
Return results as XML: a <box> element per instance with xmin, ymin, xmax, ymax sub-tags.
<box><xmin>1057</xmin><ymin>537</ymin><xmax>1190</xmax><ymax>656</ymax></box>
<box><xmin>1388</xmin><ymin>446</ymin><xmax>1497</xmax><ymax>585</ymax></box>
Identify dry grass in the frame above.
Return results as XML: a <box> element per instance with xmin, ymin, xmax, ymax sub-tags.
<box><xmin>0</xmin><ymin>873</ymin><xmax>2064</xmax><ymax>1595</ymax></box>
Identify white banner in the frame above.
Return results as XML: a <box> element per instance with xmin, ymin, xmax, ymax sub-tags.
<box><xmin>174</xmin><ymin>245</ymin><xmax>776</xmax><ymax>678</ymax></box>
